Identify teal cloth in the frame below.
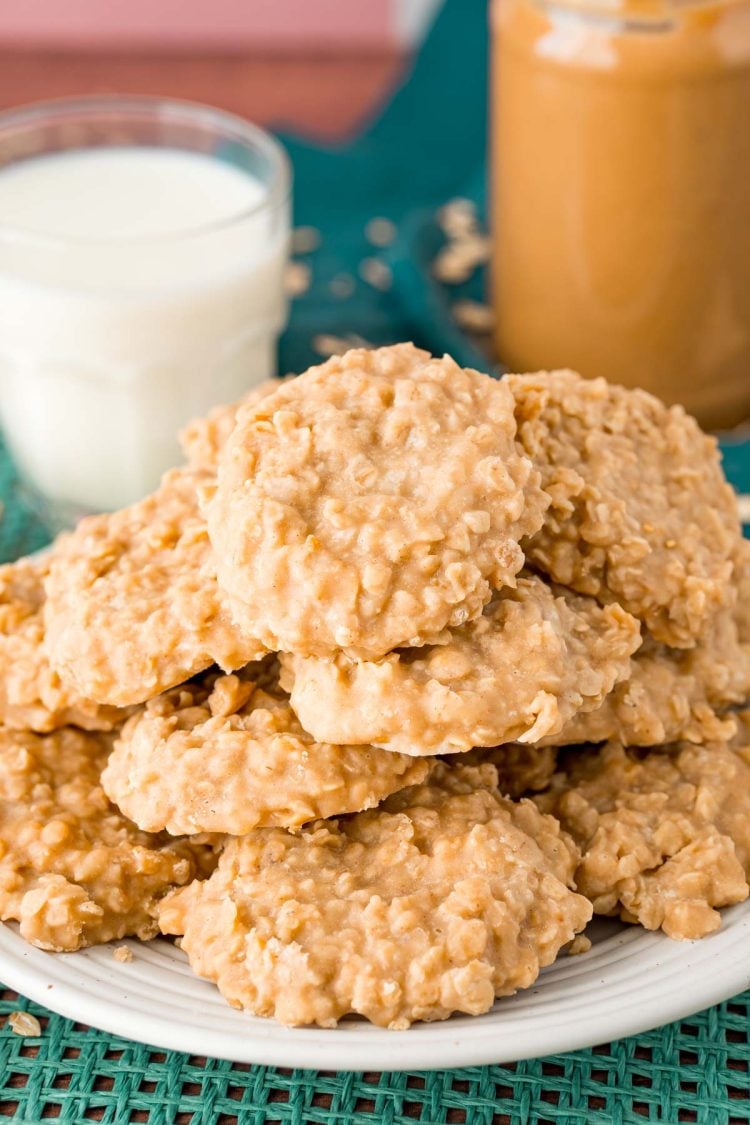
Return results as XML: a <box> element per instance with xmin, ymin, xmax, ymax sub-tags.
<box><xmin>277</xmin><ymin>0</ymin><xmax>489</xmax><ymax>378</ymax></box>
<box><xmin>2</xmin><ymin>1</ymin><xmax>750</xmax><ymax>1119</ymax></box>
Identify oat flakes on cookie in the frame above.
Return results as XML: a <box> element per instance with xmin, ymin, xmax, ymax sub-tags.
<box><xmin>207</xmin><ymin>344</ymin><xmax>548</xmax><ymax>659</ymax></box>
<box><xmin>158</xmin><ymin>762</ymin><xmax>591</xmax><ymax>1028</ymax></box>
<box><xmin>508</xmin><ymin>370</ymin><xmax>742</xmax><ymax>648</ymax></box>
<box><xmin>0</xmin><ymin>726</ymin><xmax>210</xmax><ymax>952</ymax></box>
<box><xmin>279</xmin><ymin>574</ymin><xmax>641</xmax><ymax>755</ymax></box>
<box><xmin>102</xmin><ymin>667</ymin><xmax>432</xmax><ymax>835</ymax></box>
<box><xmin>535</xmin><ymin>737</ymin><xmax>750</xmax><ymax>940</ymax></box>
<box><xmin>0</xmin><ymin>556</ymin><xmax>123</xmax><ymax>732</ymax></box>
<box><xmin>455</xmin><ymin>743</ymin><xmax>559</xmax><ymax>800</ymax></box>
<box><xmin>44</xmin><ymin>466</ymin><xmax>265</xmax><ymax>707</ymax></box>
<box><xmin>551</xmin><ymin>540</ymin><xmax>750</xmax><ymax>747</ymax></box>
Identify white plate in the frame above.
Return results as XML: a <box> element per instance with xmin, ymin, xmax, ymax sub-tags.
<box><xmin>1</xmin><ymin>906</ymin><xmax>749</xmax><ymax>1070</ymax></box>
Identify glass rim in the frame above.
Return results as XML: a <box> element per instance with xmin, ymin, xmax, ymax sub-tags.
<box><xmin>0</xmin><ymin>93</ymin><xmax>292</xmax><ymax>250</ymax></box>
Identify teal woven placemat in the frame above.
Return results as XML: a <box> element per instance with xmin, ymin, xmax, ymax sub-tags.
<box><xmin>1</xmin><ymin>982</ymin><xmax>750</xmax><ymax>1123</ymax></box>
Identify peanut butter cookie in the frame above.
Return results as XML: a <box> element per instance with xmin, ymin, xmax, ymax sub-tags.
<box><xmin>456</xmin><ymin>743</ymin><xmax>559</xmax><ymax>799</ymax></box>
<box><xmin>552</xmin><ymin>541</ymin><xmax>750</xmax><ymax>746</ymax></box>
<box><xmin>44</xmin><ymin>467</ymin><xmax>265</xmax><ymax>707</ymax></box>
<box><xmin>102</xmin><ymin>668</ymin><xmax>431</xmax><ymax>835</ymax></box>
<box><xmin>0</xmin><ymin>556</ymin><xmax>123</xmax><ymax>732</ymax></box>
<box><xmin>0</xmin><ymin>726</ymin><xmax>209</xmax><ymax>952</ymax></box>
<box><xmin>207</xmin><ymin>344</ymin><xmax>548</xmax><ymax>659</ymax></box>
<box><xmin>280</xmin><ymin>575</ymin><xmax>641</xmax><ymax>755</ymax></box>
<box><xmin>509</xmin><ymin>370</ymin><xmax>742</xmax><ymax>647</ymax></box>
<box><xmin>536</xmin><ymin>738</ymin><xmax>750</xmax><ymax>939</ymax></box>
<box><xmin>159</xmin><ymin>763</ymin><xmax>591</xmax><ymax>1028</ymax></box>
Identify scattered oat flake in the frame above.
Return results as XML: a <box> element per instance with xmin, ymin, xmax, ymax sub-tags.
<box><xmin>359</xmin><ymin>257</ymin><xmax>392</xmax><ymax>291</ymax></box>
<box><xmin>329</xmin><ymin>273</ymin><xmax>355</xmax><ymax>299</ymax></box>
<box><xmin>437</xmin><ymin>198</ymin><xmax>478</xmax><ymax>238</ymax></box>
<box><xmin>365</xmin><ymin>217</ymin><xmax>397</xmax><ymax>247</ymax></box>
<box><xmin>568</xmin><ymin>934</ymin><xmax>592</xmax><ymax>956</ymax></box>
<box><xmin>284</xmin><ymin>261</ymin><xmax>311</xmax><ymax>298</ymax></box>
<box><xmin>432</xmin><ymin>248</ymin><xmax>472</xmax><ymax>285</ymax></box>
<box><xmin>312</xmin><ymin>334</ymin><xmax>352</xmax><ymax>358</ymax></box>
<box><xmin>433</xmin><ymin>225</ymin><xmax>491</xmax><ymax>285</ymax></box>
<box><xmin>313</xmin><ymin>333</ymin><xmax>372</xmax><ymax>358</ymax></box>
<box><xmin>291</xmin><ymin>226</ymin><xmax>321</xmax><ymax>254</ymax></box>
<box><xmin>737</xmin><ymin>494</ymin><xmax>750</xmax><ymax>523</ymax></box>
<box><xmin>458</xmin><ymin>233</ymin><xmax>491</xmax><ymax>262</ymax></box>
<box><xmin>453</xmin><ymin>299</ymin><xmax>495</xmax><ymax>334</ymax></box>
<box><xmin>8</xmin><ymin>1010</ymin><xmax>41</xmax><ymax>1037</ymax></box>
<box><xmin>113</xmin><ymin>944</ymin><xmax>133</xmax><ymax>963</ymax></box>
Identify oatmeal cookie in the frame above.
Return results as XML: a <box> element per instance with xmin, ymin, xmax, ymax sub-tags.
<box><xmin>535</xmin><ymin>739</ymin><xmax>750</xmax><ymax>940</ymax></box>
<box><xmin>158</xmin><ymin>762</ymin><xmax>591</xmax><ymax>1028</ymax></box>
<box><xmin>0</xmin><ymin>726</ymin><xmax>209</xmax><ymax>952</ymax></box>
<box><xmin>207</xmin><ymin>344</ymin><xmax>548</xmax><ymax>659</ymax></box>
<box><xmin>279</xmin><ymin>574</ymin><xmax>641</xmax><ymax>755</ymax></box>
<box><xmin>179</xmin><ymin>376</ymin><xmax>293</xmax><ymax>470</ymax></box>
<box><xmin>456</xmin><ymin>743</ymin><xmax>559</xmax><ymax>799</ymax></box>
<box><xmin>44</xmin><ymin>467</ymin><xmax>265</xmax><ymax>707</ymax></box>
<box><xmin>508</xmin><ymin>370</ymin><xmax>742</xmax><ymax>647</ymax></box>
<box><xmin>102</xmin><ymin>669</ymin><xmax>432</xmax><ymax>835</ymax></box>
<box><xmin>551</xmin><ymin>541</ymin><xmax>750</xmax><ymax>746</ymax></box>
<box><xmin>0</xmin><ymin>556</ymin><xmax>123</xmax><ymax>732</ymax></box>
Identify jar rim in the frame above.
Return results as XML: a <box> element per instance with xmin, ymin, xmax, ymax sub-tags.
<box><xmin>496</xmin><ymin>0</ymin><xmax>744</xmax><ymax>27</ymax></box>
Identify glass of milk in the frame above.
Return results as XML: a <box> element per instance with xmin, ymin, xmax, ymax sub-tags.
<box><xmin>0</xmin><ymin>95</ymin><xmax>291</xmax><ymax>525</ymax></box>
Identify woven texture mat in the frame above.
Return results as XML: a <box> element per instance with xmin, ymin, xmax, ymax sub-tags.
<box><xmin>2</xmin><ymin>982</ymin><xmax>750</xmax><ymax>1123</ymax></box>
<box><xmin>1</xmin><ymin>454</ymin><xmax>750</xmax><ymax>1123</ymax></box>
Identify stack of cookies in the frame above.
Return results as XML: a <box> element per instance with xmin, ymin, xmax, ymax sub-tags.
<box><xmin>1</xmin><ymin>343</ymin><xmax>749</xmax><ymax>1029</ymax></box>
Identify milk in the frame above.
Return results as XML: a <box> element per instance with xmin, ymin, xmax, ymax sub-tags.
<box><xmin>0</xmin><ymin>146</ymin><xmax>289</xmax><ymax>515</ymax></box>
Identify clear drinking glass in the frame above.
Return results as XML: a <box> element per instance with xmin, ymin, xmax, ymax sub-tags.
<box><xmin>0</xmin><ymin>95</ymin><xmax>291</xmax><ymax>527</ymax></box>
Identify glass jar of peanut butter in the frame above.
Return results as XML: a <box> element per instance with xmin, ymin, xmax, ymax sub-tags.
<box><xmin>491</xmin><ymin>0</ymin><xmax>750</xmax><ymax>429</ymax></box>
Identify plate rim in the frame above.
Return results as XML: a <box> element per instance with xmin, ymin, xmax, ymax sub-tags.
<box><xmin>2</xmin><ymin>905</ymin><xmax>749</xmax><ymax>1071</ymax></box>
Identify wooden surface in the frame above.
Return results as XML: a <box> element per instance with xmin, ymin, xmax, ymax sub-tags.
<box><xmin>0</xmin><ymin>49</ymin><xmax>405</xmax><ymax>143</ymax></box>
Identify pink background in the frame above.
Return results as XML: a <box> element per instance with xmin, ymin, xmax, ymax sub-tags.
<box><xmin>0</xmin><ymin>0</ymin><xmax>397</xmax><ymax>49</ymax></box>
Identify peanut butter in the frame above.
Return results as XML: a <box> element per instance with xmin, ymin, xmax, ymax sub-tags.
<box><xmin>492</xmin><ymin>0</ymin><xmax>750</xmax><ymax>429</ymax></box>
